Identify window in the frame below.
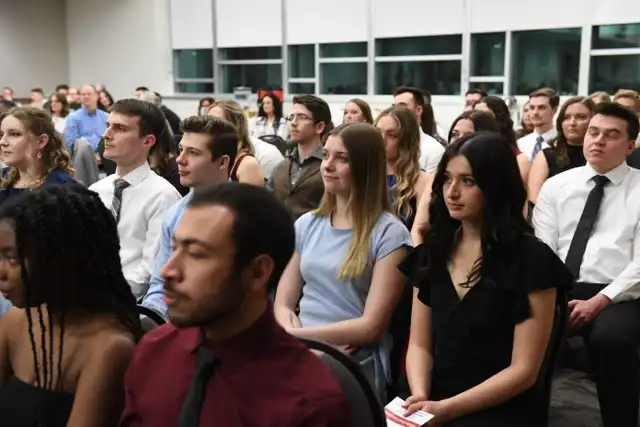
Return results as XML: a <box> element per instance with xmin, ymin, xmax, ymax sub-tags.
<box><xmin>375</xmin><ymin>61</ymin><xmax>461</xmax><ymax>95</ymax></box>
<box><xmin>321</xmin><ymin>63</ymin><xmax>367</xmax><ymax>95</ymax></box>
<box><xmin>471</xmin><ymin>33</ymin><xmax>505</xmax><ymax>77</ymax></box>
<box><xmin>175</xmin><ymin>82</ymin><xmax>215</xmax><ymax>94</ymax></box>
<box><xmin>222</xmin><ymin>64</ymin><xmax>282</xmax><ymax>93</ymax></box>
<box><xmin>468</xmin><ymin>82</ymin><xmax>503</xmax><ymax>95</ymax></box>
<box><xmin>289</xmin><ymin>45</ymin><xmax>315</xmax><ymax>78</ymax></box>
<box><xmin>376</xmin><ymin>35</ymin><xmax>462</xmax><ymax>56</ymax></box>
<box><xmin>590</xmin><ymin>55</ymin><xmax>640</xmax><ymax>93</ymax></box>
<box><xmin>220</xmin><ymin>46</ymin><xmax>281</xmax><ymax>60</ymax></box>
<box><xmin>320</xmin><ymin>42</ymin><xmax>367</xmax><ymax>58</ymax></box>
<box><xmin>174</xmin><ymin>49</ymin><xmax>213</xmax><ymax>79</ymax></box>
<box><xmin>511</xmin><ymin>28</ymin><xmax>581</xmax><ymax>95</ymax></box>
<box><xmin>592</xmin><ymin>23</ymin><xmax>640</xmax><ymax>50</ymax></box>
<box><xmin>289</xmin><ymin>82</ymin><xmax>316</xmax><ymax>94</ymax></box>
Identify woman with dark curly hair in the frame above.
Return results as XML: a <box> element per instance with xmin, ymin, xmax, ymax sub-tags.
<box><xmin>0</xmin><ymin>107</ymin><xmax>75</xmax><ymax>204</ymax></box>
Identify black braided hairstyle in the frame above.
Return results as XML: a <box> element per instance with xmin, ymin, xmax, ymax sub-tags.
<box><xmin>0</xmin><ymin>184</ymin><xmax>142</xmax><ymax>393</ymax></box>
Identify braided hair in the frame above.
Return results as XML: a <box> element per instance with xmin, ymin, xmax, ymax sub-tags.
<box><xmin>0</xmin><ymin>184</ymin><xmax>142</xmax><ymax>394</ymax></box>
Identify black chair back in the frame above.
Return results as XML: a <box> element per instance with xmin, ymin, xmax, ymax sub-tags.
<box><xmin>137</xmin><ymin>305</ymin><xmax>167</xmax><ymax>333</ymax></box>
<box><xmin>259</xmin><ymin>135</ymin><xmax>288</xmax><ymax>156</ymax></box>
<box><xmin>298</xmin><ymin>338</ymin><xmax>386</xmax><ymax>427</ymax></box>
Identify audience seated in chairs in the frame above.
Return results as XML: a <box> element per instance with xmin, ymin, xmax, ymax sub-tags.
<box><xmin>533</xmin><ymin>102</ymin><xmax>640</xmax><ymax>427</ymax></box>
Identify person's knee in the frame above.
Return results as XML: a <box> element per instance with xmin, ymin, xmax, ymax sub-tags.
<box><xmin>587</xmin><ymin>326</ymin><xmax>636</xmax><ymax>360</ymax></box>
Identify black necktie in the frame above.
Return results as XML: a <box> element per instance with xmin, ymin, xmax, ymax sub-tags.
<box><xmin>178</xmin><ymin>346</ymin><xmax>218</xmax><ymax>427</ymax></box>
<box><xmin>564</xmin><ymin>175</ymin><xmax>610</xmax><ymax>279</ymax></box>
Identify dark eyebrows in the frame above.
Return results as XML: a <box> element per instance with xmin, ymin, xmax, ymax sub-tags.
<box><xmin>171</xmin><ymin>236</ymin><xmax>215</xmax><ymax>251</ymax></box>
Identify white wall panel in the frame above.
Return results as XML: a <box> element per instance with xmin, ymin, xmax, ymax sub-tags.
<box><xmin>216</xmin><ymin>0</ymin><xmax>282</xmax><ymax>47</ymax></box>
<box><xmin>0</xmin><ymin>0</ymin><xmax>68</xmax><ymax>97</ymax></box>
<box><xmin>66</xmin><ymin>0</ymin><xmax>174</xmax><ymax>100</ymax></box>
<box><xmin>593</xmin><ymin>0</ymin><xmax>640</xmax><ymax>25</ymax></box>
<box><xmin>470</xmin><ymin>0</ymin><xmax>587</xmax><ymax>33</ymax></box>
<box><xmin>287</xmin><ymin>0</ymin><xmax>368</xmax><ymax>44</ymax></box>
<box><xmin>374</xmin><ymin>0</ymin><xmax>464</xmax><ymax>38</ymax></box>
<box><xmin>170</xmin><ymin>0</ymin><xmax>213</xmax><ymax>49</ymax></box>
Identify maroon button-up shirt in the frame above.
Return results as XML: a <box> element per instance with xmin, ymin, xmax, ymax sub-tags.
<box><xmin>118</xmin><ymin>309</ymin><xmax>351</xmax><ymax>427</ymax></box>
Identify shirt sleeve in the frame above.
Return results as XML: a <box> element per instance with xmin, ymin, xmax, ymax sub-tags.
<box><xmin>141</xmin><ymin>211</ymin><xmax>174</xmax><ymax>316</ymax></box>
<box><xmin>294</xmin><ymin>394</ymin><xmax>352</xmax><ymax>427</ymax></box>
<box><xmin>63</xmin><ymin>114</ymin><xmax>80</xmax><ymax>148</ymax></box>
<box><xmin>423</xmin><ymin>145</ymin><xmax>444</xmax><ymax>174</ymax></box>
<box><xmin>0</xmin><ymin>295</ymin><xmax>12</xmax><ymax>316</ymax></box>
<box><xmin>600</xmin><ymin>222</ymin><xmax>640</xmax><ymax>302</ymax></box>
<box><xmin>374</xmin><ymin>216</ymin><xmax>413</xmax><ymax>261</ymax></box>
<box><xmin>532</xmin><ymin>179</ymin><xmax>559</xmax><ymax>254</ymax></box>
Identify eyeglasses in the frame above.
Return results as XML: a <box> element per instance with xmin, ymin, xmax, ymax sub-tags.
<box><xmin>286</xmin><ymin>113</ymin><xmax>314</xmax><ymax>123</ymax></box>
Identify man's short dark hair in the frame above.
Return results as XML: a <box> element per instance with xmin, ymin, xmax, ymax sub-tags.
<box><xmin>465</xmin><ymin>88</ymin><xmax>488</xmax><ymax>98</ymax></box>
<box><xmin>135</xmin><ymin>86</ymin><xmax>150</xmax><ymax>92</ymax></box>
<box><xmin>30</xmin><ymin>88</ymin><xmax>44</xmax><ymax>95</ymax></box>
<box><xmin>529</xmin><ymin>87</ymin><xmax>560</xmax><ymax>109</ymax></box>
<box><xmin>181</xmin><ymin>115</ymin><xmax>239</xmax><ymax>167</ymax></box>
<box><xmin>189</xmin><ymin>183</ymin><xmax>295</xmax><ymax>293</ymax></box>
<box><xmin>56</xmin><ymin>84</ymin><xmax>69</xmax><ymax>92</ymax></box>
<box><xmin>110</xmin><ymin>98</ymin><xmax>168</xmax><ymax>141</ymax></box>
<box><xmin>594</xmin><ymin>102</ymin><xmax>640</xmax><ymax>141</ymax></box>
<box><xmin>393</xmin><ymin>86</ymin><xmax>427</xmax><ymax>107</ymax></box>
<box><xmin>292</xmin><ymin>94</ymin><xmax>333</xmax><ymax>135</ymax></box>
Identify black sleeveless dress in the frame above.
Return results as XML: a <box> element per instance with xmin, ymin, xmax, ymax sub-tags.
<box><xmin>0</xmin><ymin>376</ymin><xmax>74</xmax><ymax>427</ymax></box>
<box><xmin>542</xmin><ymin>144</ymin><xmax>586</xmax><ymax>178</ymax></box>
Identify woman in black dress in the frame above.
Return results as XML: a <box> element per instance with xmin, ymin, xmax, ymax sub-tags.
<box><xmin>0</xmin><ymin>184</ymin><xmax>142</xmax><ymax>427</ymax></box>
<box><xmin>528</xmin><ymin>96</ymin><xmax>595</xmax><ymax>205</ymax></box>
<box><xmin>399</xmin><ymin>132</ymin><xmax>573</xmax><ymax>426</ymax></box>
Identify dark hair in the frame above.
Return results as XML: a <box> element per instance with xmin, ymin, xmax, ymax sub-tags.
<box><xmin>258</xmin><ymin>92</ymin><xmax>284</xmax><ymax>122</ymax></box>
<box><xmin>466</xmin><ymin>88</ymin><xmax>488</xmax><ymax>98</ymax></box>
<box><xmin>448</xmin><ymin>110</ymin><xmax>500</xmax><ymax>142</ymax></box>
<box><xmin>99</xmin><ymin>90</ymin><xmax>114</xmax><ymax>111</ymax></box>
<box><xmin>154</xmin><ymin>92</ymin><xmax>163</xmax><ymax>102</ymax></box>
<box><xmin>0</xmin><ymin>184</ymin><xmax>141</xmax><ymax>392</ymax></box>
<box><xmin>421</xmin><ymin>103</ymin><xmax>439</xmax><ymax>136</ymax></box>
<box><xmin>529</xmin><ymin>87</ymin><xmax>560</xmax><ymax>109</ymax></box>
<box><xmin>548</xmin><ymin>96</ymin><xmax>596</xmax><ymax>169</ymax></box>
<box><xmin>135</xmin><ymin>86</ymin><xmax>150</xmax><ymax>92</ymax></box>
<box><xmin>30</xmin><ymin>88</ymin><xmax>44</xmax><ymax>95</ymax></box>
<box><xmin>55</xmin><ymin>85</ymin><xmax>69</xmax><ymax>92</ymax></box>
<box><xmin>189</xmin><ymin>183</ymin><xmax>295</xmax><ymax>292</ymax></box>
<box><xmin>110</xmin><ymin>98</ymin><xmax>175</xmax><ymax>172</ymax></box>
<box><xmin>47</xmin><ymin>93</ymin><xmax>70</xmax><ymax>119</ymax></box>
<box><xmin>476</xmin><ymin>96</ymin><xmax>517</xmax><ymax>150</ymax></box>
<box><xmin>594</xmin><ymin>102</ymin><xmax>640</xmax><ymax>141</ymax></box>
<box><xmin>181</xmin><ymin>115</ymin><xmax>239</xmax><ymax>168</ymax></box>
<box><xmin>345</xmin><ymin>98</ymin><xmax>374</xmax><ymax>124</ymax></box>
<box><xmin>393</xmin><ymin>86</ymin><xmax>426</xmax><ymax>108</ymax></box>
<box><xmin>422</xmin><ymin>132</ymin><xmax>530</xmax><ymax>284</ymax></box>
<box><xmin>198</xmin><ymin>97</ymin><xmax>215</xmax><ymax>115</ymax></box>
<box><xmin>292</xmin><ymin>94</ymin><xmax>333</xmax><ymax>137</ymax></box>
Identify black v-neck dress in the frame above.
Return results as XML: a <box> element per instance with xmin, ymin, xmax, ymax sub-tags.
<box><xmin>399</xmin><ymin>234</ymin><xmax>573</xmax><ymax>426</ymax></box>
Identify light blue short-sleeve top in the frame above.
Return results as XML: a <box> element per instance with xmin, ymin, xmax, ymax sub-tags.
<box><xmin>295</xmin><ymin>210</ymin><xmax>412</xmax><ymax>398</ymax></box>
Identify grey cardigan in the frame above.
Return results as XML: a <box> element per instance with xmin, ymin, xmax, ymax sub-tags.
<box><xmin>70</xmin><ymin>138</ymin><xmax>100</xmax><ymax>187</ymax></box>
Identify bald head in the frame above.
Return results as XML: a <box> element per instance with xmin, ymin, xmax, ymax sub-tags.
<box><xmin>80</xmin><ymin>84</ymin><xmax>99</xmax><ymax>111</ymax></box>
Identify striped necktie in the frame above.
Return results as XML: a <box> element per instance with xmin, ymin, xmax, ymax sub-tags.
<box><xmin>531</xmin><ymin>135</ymin><xmax>544</xmax><ymax>159</ymax></box>
<box><xmin>111</xmin><ymin>178</ymin><xmax>130</xmax><ymax>223</ymax></box>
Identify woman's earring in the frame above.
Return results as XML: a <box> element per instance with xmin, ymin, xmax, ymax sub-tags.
<box><xmin>37</xmin><ymin>152</ymin><xmax>42</xmax><ymax>159</ymax></box>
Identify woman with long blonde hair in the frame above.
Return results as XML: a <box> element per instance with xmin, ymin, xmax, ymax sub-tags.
<box><xmin>0</xmin><ymin>107</ymin><xmax>75</xmax><ymax>204</ymax></box>
<box><xmin>207</xmin><ymin>100</ymin><xmax>265</xmax><ymax>186</ymax></box>
<box><xmin>375</xmin><ymin>106</ymin><xmax>432</xmax><ymax>231</ymax></box>
<box><xmin>274</xmin><ymin>123</ymin><xmax>411</xmax><ymax>400</ymax></box>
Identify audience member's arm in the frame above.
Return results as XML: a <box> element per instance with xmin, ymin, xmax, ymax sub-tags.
<box><xmin>531</xmin><ymin>182</ymin><xmax>558</xmax><ymax>253</ymax></box>
<box><xmin>63</xmin><ymin>115</ymin><xmax>80</xmax><ymax>147</ymax></box>
<box><xmin>411</xmin><ymin>176</ymin><xmax>434</xmax><ymax>245</ymax></box>
<box><xmin>405</xmin><ymin>289</ymin><xmax>557</xmax><ymax>421</ymax></box>
<box><xmin>237</xmin><ymin>156</ymin><xmax>265</xmax><ymax>186</ymax></box>
<box><xmin>140</xmin><ymin>213</ymin><xmax>175</xmax><ymax>316</ymax></box>
<box><xmin>527</xmin><ymin>152</ymin><xmax>550</xmax><ymax>204</ymax></box>
<box><xmin>517</xmin><ymin>154</ymin><xmax>531</xmax><ymax>188</ymax></box>
<box><xmin>274</xmin><ymin>252</ymin><xmax>303</xmax><ymax>329</ymax></box>
<box><xmin>67</xmin><ymin>335</ymin><xmax>135</xmax><ymax>427</ymax></box>
<box><xmin>405</xmin><ymin>288</ymin><xmax>433</xmax><ymax>400</ymax></box>
<box><xmin>600</xmin><ymin>223</ymin><xmax>640</xmax><ymax>303</ymax></box>
<box><xmin>288</xmin><ymin>248</ymin><xmax>408</xmax><ymax>346</ymax></box>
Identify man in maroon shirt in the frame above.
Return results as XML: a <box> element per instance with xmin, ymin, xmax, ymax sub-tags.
<box><xmin>119</xmin><ymin>183</ymin><xmax>350</xmax><ymax>427</ymax></box>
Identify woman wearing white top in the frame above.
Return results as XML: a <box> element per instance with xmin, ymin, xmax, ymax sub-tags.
<box><xmin>252</xmin><ymin>92</ymin><xmax>289</xmax><ymax>140</ymax></box>
<box><xmin>47</xmin><ymin>93</ymin><xmax>70</xmax><ymax>134</ymax></box>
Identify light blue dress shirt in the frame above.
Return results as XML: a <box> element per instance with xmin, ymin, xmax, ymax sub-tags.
<box><xmin>63</xmin><ymin>107</ymin><xmax>109</xmax><ymax>151</ymax></box>
<box><xmin>140</xmin><ymin>192</ymin><xmax>192</xmax><ymax>316</ymax></box>
<box><xmin>0</xmin><ymin>295</ymin><xmax>12</xmax><ymax>316</ymax></box>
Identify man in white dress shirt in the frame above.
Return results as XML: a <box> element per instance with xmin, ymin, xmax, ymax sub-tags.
<box><xmin>517</xmin><ymin>88</ymin><xmax>559</xmax><ymax>161</ymax></box>
<box><xmin>90</xmin><ymin>99</ymin><xmax>181</xmax><ymax>297</ymax></box>
<box><xmin>533</xmin><ymin>102</ymin><xmax>640</xmax><ymax>427</ymax></box>
<box><xmin>393</xmin><ymin>86</ymin><xmax>445</xmax><ymax>173</ymax></box>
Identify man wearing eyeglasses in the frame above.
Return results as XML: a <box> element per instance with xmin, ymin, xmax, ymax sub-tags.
<box><xmin>266</xmin><ymin>95</ymin><xmax>332</xmax><ymax>221</ymax></box>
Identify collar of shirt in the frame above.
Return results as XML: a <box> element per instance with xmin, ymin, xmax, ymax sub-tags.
<box><xmin>115</xmin><ymin>162</ymin><xmax>152</xmax><ymax>187</ymax></box>
<box><xmin>290</xmin><ymin>146</ymin><xmax>324</xmax><ymax>164</ymax></box>
<box><xmin>535</xmin><ymin>128</ymin><xmax>557</xmax><ymax>141</ymax></box>
<box><xmin>582</xmin><ymin>162</ymin><xmax>629</xmax><ymax>186</ymax></box>
<box><xmin>179</xmin><ymin>308</ymin><xmax>279</xmax><ymax>372</ymax></box>
<box><xmin>80</xmin><ymin>106</ymin><xmax>100</xmax><ymax>117</ymax></box>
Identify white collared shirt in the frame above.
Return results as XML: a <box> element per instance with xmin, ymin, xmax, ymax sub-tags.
<box><xmin>533</xmin><ymin>162</ymin><xmax>640</xmax><ymax>302</ymax></box>
<box><xmin>89</xmin><ymin>162</ymin><xmax>181</xmax><ymax>296</ymax></box>
<box><xmin>517</xmin><ymin>128</ymin><xmax>558</xmax><ymax>162</ymax></box>
<box><xmin>251</xmin><ymin>136</ymin><xmax>284</xmax><ymax>179</ymax></box>
<box><xmin>419</xmin><ymin>131</ymin><xmax>445</xmax><ymax>174</ymax></box>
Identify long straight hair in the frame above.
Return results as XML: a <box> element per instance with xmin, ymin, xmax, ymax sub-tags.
<box><xmin>549</xmin><ymin>96</ymin><xmax>596</xmax><ymax>169</ymax></box>
<box><xmin>315</xmin><ymin>123</ymin><xmax>391</xmax><ymax>279</ymax></box>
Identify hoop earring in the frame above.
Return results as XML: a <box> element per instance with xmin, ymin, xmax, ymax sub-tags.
<box><xmin>37</xmin><ymin>152</ymin><xmax>42</xmax><ymax>159</ymax></box>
